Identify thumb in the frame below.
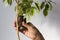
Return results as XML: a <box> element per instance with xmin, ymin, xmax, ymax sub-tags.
<box><xmin>22</xmin><ymin>21</ymin><xmax>29</xmax><ymax>28</ymax></box>
<box><xmin>13</xmin><ymin>21</ymin><xmax>17</xmax><ymax>30</ymax></box>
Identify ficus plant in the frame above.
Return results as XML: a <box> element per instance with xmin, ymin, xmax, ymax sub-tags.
<box><xmin>3</xmin><ymin>0</ymin><xmax>55</xmax><ymax>40</ymax></box>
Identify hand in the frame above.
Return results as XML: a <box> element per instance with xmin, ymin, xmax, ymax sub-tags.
<box><xmin>13</xmin><ymin>21</ymin><xmax>44</xmax><ymax>40</ymax></box>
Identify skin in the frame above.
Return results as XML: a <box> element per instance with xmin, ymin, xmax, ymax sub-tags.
<box><xmin>14</xmin><ymin>21</ymin><xmax>45</xmax><ymax>40</ymax></box>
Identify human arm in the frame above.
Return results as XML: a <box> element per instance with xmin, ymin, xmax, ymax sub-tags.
<box><xmin>14</xmin><ymin>21</ymin><xmax>45</xmax><ymax>40</ymax></box>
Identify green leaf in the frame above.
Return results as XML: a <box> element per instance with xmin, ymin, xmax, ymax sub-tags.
<box><xmin>24</xmin><ymin>7</ymin><xmax>35</xmax><ymax>20</ymax></box>
<box><xmin>35</xmin><ymin>2</ymin><xmax>40</xmax><ymax>11</ymax></box>
<box><xmin>22</xmin><ymin>0</ymin><xmax>28</xmax><ymax>2</ymax></box>
<box><xmin>3</xmin><ymin>0</ymin><xmax>13</xmax><ymax>6</ymax></box>
<box><xmin>25</xmin><ymin>13</ymin><xmax>30</xmax><ymax>21</ymax></box>
<box><xmin>48</xmin><ymin>2</ymin><xmax>53</xmax><ymax>11</ymax></box>
<box><xmin>3</xmin><ymin>0</ymin><xmax>9</xmax><ymax>6</ymax></box>
<box><xmin>7</xmin><ymin>0</ymin><xmax>12</xmax><ymax>5</ymax></box>
<box><xmin>18</xmin><ymin>9</ymin><xmax>23</xmax><ymax>15</ymax></box>
<box><xmin>26</xmin><ymin>7</ymin><xmax>35</xmax><ymax>16</ymax></box>
<box><xmin>30</xmin><ymin>7</ymin><xmax>35</xmax><ymax>16</ymax></box>
<box><xmin>43</xmin><ymin>8</ymin><xmax>48</xmax><ymax>16</ymax></box>
<box><xmin>45</xmin><ymin>4</ymin><xmax>49</xmax><ymax>10</ymax></box>
<box><xmin>28</xmin><ymin>0</ymin><xmax>33</xmax><ymax>3</ymax></box>
<box><xmin>40</xmin><ymin>2</ymin><xmax>45</xmax><ymax>9</ymax></box>
<box><xmin>3</xmin><ymin>0</ymin><xmax>5</xmax><ymax>2</ymax></box>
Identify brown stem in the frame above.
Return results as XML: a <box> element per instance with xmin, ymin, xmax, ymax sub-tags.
<box><xmin>15</xmin><ymin>0</ymin><xmax>20</xmax><ymax>40</ymax></box>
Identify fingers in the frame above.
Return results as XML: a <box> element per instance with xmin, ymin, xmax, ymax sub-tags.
<box><xmin>13</xmin><ymin>21</ymin><xmax>17</xmax><ymax>30</ymax></box>
<box><xmin>13</xmin><ymin>21</ymin><xmax>27</xmax><ymax>34</ymax></box>
<box><xmin>22</xmin><ymin>21</ymin><xmax>30</xmax><ymax>28</ymax></box>
<box><xmin>14</xmin><ymin>21</ymin><xmax>17</xmax><ymax>27</ymax></box>
<box><xmin>22</xmin><ymin>22</ymin><xmax>36</xmax><ymax>29</ymax></box>
<box><xmin>27</xmin><ymin>22</ymin><xmax>33</xmax><ymax>26</ymax></box>
<box><xmin>27</xmin><ymin>22</ymin><xmax>36</xmax><ymax>28</ymax></box>
<box><xmin>27</xmin><ymin>22</ymin><xmax>37</xmax><ymax>30</ymax></box>
<box><xmin>19</xmin><ymin>27</ymin><xmax>27</xmax><ymax>34</ymax></box>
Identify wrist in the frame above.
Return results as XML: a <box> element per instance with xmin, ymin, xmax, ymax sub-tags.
<box><xmin>35</xmin><ymin>34</ymin><xmax>45</xmax><ymax>40</ymax></box>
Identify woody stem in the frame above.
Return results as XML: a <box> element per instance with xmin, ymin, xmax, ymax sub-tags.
<box><xmin>16</xmin><ymin>0</ymin><xmax>20</xmax><ymax>40</ymax></box>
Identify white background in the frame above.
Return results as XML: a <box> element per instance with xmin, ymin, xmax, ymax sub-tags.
<box><xmin>0</xmin><ymin>0</ymin><xmax>60</xmax><ymax>40</ymax></box>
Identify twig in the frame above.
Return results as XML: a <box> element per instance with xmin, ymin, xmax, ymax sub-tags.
<box><xmin>16</xmin><ymin>0</ymin><xmax>20</xmax><ymax>40</ymax></box>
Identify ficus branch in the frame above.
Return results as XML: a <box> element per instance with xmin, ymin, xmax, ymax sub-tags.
<box><xmin>15</xmin><ymin>0</ymin><xmax>20</xmax><ymax>40</ymax></box>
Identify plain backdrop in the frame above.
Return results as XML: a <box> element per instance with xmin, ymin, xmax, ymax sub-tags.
<box><xmin>0</xmin><ymin>0</ymin><xmax>60</xmax><ymax>40</ymax></box>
